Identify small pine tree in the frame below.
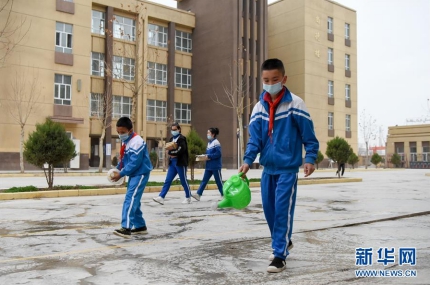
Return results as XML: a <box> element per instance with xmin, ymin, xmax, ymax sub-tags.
<box><xmin>326</xmin><ymin>137</ymin><xmax>352</xmax><ymax>165</ymax></box>
<box><xmin>186</xmin><ymin>128</ymin><xmax>207</xmax><ymax>181</ymax></box>
<box><xmin>391</xmin><ymin>153</ymin><xmax>401</xmax><ymax>168</ymax></box>
<box><xmin>149</xmin><ymin>150</ymin><xmax>158</xmax><ymax>169</ymax></box>
<box><xmin>347</xmin><ymin>152</ymin><xmax>359</xmax><ymax>169</ymax></box>
<box><xmin>24</xmin><ymin>119</ymin><xmax>76</xmax><ymax>189</ymax></box>
<box><xmin>315</xmin><ymin>151</ymin><xmax>324</xmax><ymax>170</ymax></box>
<box><xmin>371</xmin><ymin>153</ymin><xmax>382</xmax><ymax>168</ymax></box>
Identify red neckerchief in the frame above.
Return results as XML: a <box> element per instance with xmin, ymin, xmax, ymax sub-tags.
<box><xmin>119</xmin><ymin>132</ymin><xmax>137</xmax><ymax>169</ymax></box>
<box><xmin>263</xmin><ymin>87</ymin><xmax>285</xmax><ymax>137</ymax></box>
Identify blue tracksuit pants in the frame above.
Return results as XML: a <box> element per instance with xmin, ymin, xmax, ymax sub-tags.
<box><xmin>261</xmin><ymin>172</ymin><xmax>298</xmax><ymax>260</ymax></box>
<box><xmin>159</xmin><ymin>158</ymin><xmax>191</xmax><ymax>198</ymax></box>
<box><xmin>121</xmin><ymin>173</ymin><xmax>150</xmax><ymax>229</ymax></box>
<box><xmin>196</xmin><ymin>169</ymin><xmax>223</xmax><ymax>196</ymax></box>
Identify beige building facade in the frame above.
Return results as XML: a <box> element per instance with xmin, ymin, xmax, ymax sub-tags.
<box><xmin>0</xmin><ymin>0</ymin><xmax>195</xmax><ymax>170</ymax></box>
<box><xmin>386</xmin><ymin>124</ymin><xmax>430</xmax><ymax>168</ymax></box>
<box><xmin>268</xmin><ymin>0</ymin><xmax>358</xmax><ymax>162</ymax></box>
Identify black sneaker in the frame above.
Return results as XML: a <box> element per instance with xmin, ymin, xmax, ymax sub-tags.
<box><xmin>113</xmin><ymin>227</ymin><xmax>131</xmax><ymax>239</ymax></box>
<box><xmin>269</xmin><ymin>240</ymin><xmax>293</xmax><ymax>261</ymax></box>
<box><xmin>131</xmin><ymin>226</ymin><xmax>148</xmax><ymax>235</ymax></box>
<box><xmin>267</xmin><ymin>257</ymin><xmax>286</xmax><ymax>273</ymax></box>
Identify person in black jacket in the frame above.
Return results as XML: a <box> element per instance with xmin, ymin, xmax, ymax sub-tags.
<box><xmin>153</xmin><ymin>122</ymin><xmax>192</xmax><ymax>204</ymax></box>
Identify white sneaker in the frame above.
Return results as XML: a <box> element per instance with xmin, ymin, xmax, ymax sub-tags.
<box><xmin>153</xmin><ymin>196</ymin><xmax>164</xmax><ymax>205</ymax></box>
<box><xmin>191</xmin><ymin>193</ymin><xmax>201</xmax><ymax>201</ymax></box>
<box><xmin>218</xmin><ymin>195</ymin><xmax>223</xmax><ymax>201</ymax></box>
<box><xmin>182</xmin><ymin>198</ymin><xmax>192</xmax><ymax>204</ymax></box>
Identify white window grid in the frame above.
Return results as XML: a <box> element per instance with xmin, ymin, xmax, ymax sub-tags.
<box><xmin>345</xmin><ymin>114</ymin><xmax>351</xmax><ymax>131</ymax></box>
<box><xmin>54</xmin><ymin>74</ymin><xmax>72</xmax><ymax>105</ymax></box>
<box><xmin>91</xmin><ymin>52</ymin><xmax>104</xmax><ymax>77</ymax></box>
<box><xmin>345</xmin><ymin>54</ymin><xmax>350</xmax><ymax>70</ymax></box>
<box><xmin>91</xmin><ymin>10</ymin><xmax>105</xmax><ymax>35</ymax></box>
<box><xmin>345</xmin><ymin>84</ymin><xmax>351</xmax><ymax>101</ymax></box>
<box><xmin>55</xmin><ymin>22</ymin><xmax>72</xmax><ymax>54</ymax></box>
<box><xmin>175</xmin><ymin>67</ymin><xmax>192</xmax><ymax>89</ymax></box>
<box><xmin>328</xmin><ymin>48</ymin><xmax>333</xmax><ymax>65</ymax></box>
<box><xmin>147</xmin><ymin>62</ymin><xmax>167</xmax><ymax>85</ymax></box>
<box><xmin>113</xmin><ymin>15</ymin><xmax>136</xmax><ymax>41</ymax></box>
<box><xmin>146</xmin><ymin>99</ymin><xmax>166</xmax><ymax>122</ymax></box>
<box><xmin>328</xmin><ymin>112</ymin><xmax>334</xmax><ymax>130</ymax></box>
<box><xmin>113</xmin><ymin>56</ymin><xmax>135</xmax><ymax>81</ymax></box>
<box><xmin>175</xmin><ymin>30</ymin><xmax>192</xmax><ymax>52</ymax></box>
<box><xmin>174</xmin><ymin>102</ymin><xmax>191</xmax><ymax>124</ymax></box>
<box><xmin>328</xmin><ymin>80</ymin><xmax>334</xmax><ymax>97</ymax></box>
<box><xmin>423</xmin><ymin>153</ymin><xmax>429</xmax><ymax>162</ymax></box>
<box><xmin>89</xmin><ymin>93</ymin><xmax>103</xmax><ymax>117</ymax></box>
<box><xmin>148</xmin><ymin>24</ymin><xmax>168</xmax><ymax>48</ymax></box>
<box><xmin>113</xmin><ymin>96</ymin><xmax>131</xmax><ymax>118</ymax></box>
<box><xmin>327</xmin><ymin>17</ymin><xmax>333</xmax><ymax>34</ymax></box>
<box><xmin>345</xmin><ymin>23</ymin><xmax>350</xmax><ymax>39</ymax></box>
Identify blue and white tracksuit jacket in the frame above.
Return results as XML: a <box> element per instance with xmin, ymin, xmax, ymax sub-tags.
<box><xmin>196</xmin><ymin>139</ymin><xmax>223</xmax><ymax>196</ymax></box>
<box><xmin>117</xmin><ymin>134</ymin><xmax>152</xmax><ymax>230</ymax></box>
<box><xmin>243</xmin><ymin>86</ymin><xmax>319</xmax><ymax>260</ymax></box>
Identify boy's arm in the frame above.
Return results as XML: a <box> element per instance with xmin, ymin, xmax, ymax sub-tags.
<box><xmin>119</xmin><ymin>143</ymin><xmax>145</xmax><ymax>177</ymax></box>
<box><xmin>292</xmin><ymin>102</ymin><xmax>319</xmax><ymax>164</ymax></box>
<box><xmin>243</xmin><ymin>105</ymin><xmax>263</xmax><ymax>166</ymax></box>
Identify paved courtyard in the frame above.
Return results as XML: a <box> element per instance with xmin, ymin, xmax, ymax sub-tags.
<box><xmin>0</xmin><ymin>169</ymin><xmax>429</xmax><ymax>284</ymax></box>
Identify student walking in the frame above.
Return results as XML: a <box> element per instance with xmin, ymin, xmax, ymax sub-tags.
<box><xmin>153</xmin><ymin>123</ymin><xmax>192</xmax><ymax>205</ymax></box>
<box><xmin>239</xmin><ymin>59</ymin><xmax>319</xmax><ymax>273</ymax></box>
<box><xmin>192</xmin><ymin>127</ymin><xmax>223</xmax><ymax>201</ymax></box>
<box><xmin>111</xmin><ymin>117</ymin><xmax>153</xmax><ymax>239</ymax></box>
<box><xmin>336</xmin><ymin>162</ymin><xmax>345</xmax><ymax>176</ymax></box>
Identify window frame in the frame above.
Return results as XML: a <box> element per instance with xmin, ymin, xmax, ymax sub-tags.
<box><xmin>147</xmin><ymin>62</ymin><xmax>167</xmax><ymax>86</ymax></box>
<box><xmin>328</xmin><ymin>80</ymin><xmax>334</xmax><ymax>97</ymax></box>
<box><xmin>175</xmin><ymin>30</ymin><xmax>192</xmax><ymax>53</ymax></box>
<box><xmin>345</xmin><ymin>114</ymin><xmax>351</xmax><ymax>132</ymax></box>
<box><xmin>91</xmin><ymin>10</ymin><xmax>105</xmax><ymax>35</ymax></box>
<box><xmin>89</xmin><ymin>93</ymin><xmax>103</xmax><ymax>117</ymax></box>
<box><xmin>113</xmin><ymin>15</ymin><xmax>136</xmax><ymax>41</ymax></box>
<box><xmin>328</xmin><ymin>112</ymin><xmax>334</xmax><ymax>130</ymax></box>
<box><xmin>345</xmin><ymin>23</ymin><xmax>350</xmax><ymax>39</ymax></box>
<box><xmin>112</xmin><ymin>56</ymin><xmax>135</xmax><ymax>81</ymax></box>
<box><xmin>91</xmin><ymin>52</ymin><xmax>105</xmax><ymax>77</ymax></box>
<box><xmin>174</xmin><ymin>102</ymin><xmax>191</xmax><ymax>124</ymax></box>
<box><xmin>148</xmin><ymin>24</ymin><xmax>168</xmax><ymax>48</ymax></box>
<box><xmin>345</xmin><ymin>84</ymin><xmax>351</xmax><ymax>101</ymax></box>
<box><xmin>54</xmin><ymin>74</ymin><xmax>72</xmax><ymax>105</ymax></box>
<box><xmin>55</xmin><ymin>22</ymin><xmax>73</xmax><ymax>54</ymax></box>
<box><xmin>112</xmin><ymin>95</ymin><xmax>132</xmax><ymax>119</ymax></box>
<box><xmin>146</xmin><ymin>99</ymin><xmax>167</xmax><ymax>122</ymax></box>
<box><xmin>345</xmin><ymin>54</ymin><xmax>350</xmax><ymax>70</ymax></box>
<box><xmin>328</xmin><ymin>48</ymin><xmax>333</xmax><ymax>65</ymax></box>
<box><xmin>175</xmin><ymin>67</ymin><xmax>192</xmax><ymax>89</ymax></box>
<box><xmin>327</xmin><ymin>17</ymin><xmax>333</xmax><ymax>34</ymax></box>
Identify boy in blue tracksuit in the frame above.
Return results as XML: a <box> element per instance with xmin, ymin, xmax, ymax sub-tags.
<box><xmin>111</xmin><ymin>117</ymin><xmax>153</xmax><ymax>239</ymax></box>
<box><xmin>239</xmin><ymin>59</ymin><xmax>319</xmax><ymax>273</ymax></box>
<box><xmin>192</xmin><ymin>127</ymin><xmax>223</xmax><ymax>201</ymax></box>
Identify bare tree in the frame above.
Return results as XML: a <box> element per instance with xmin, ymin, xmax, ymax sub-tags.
<box><xmin>3</xmin><ymin>68</ymin><xmax>42</xmax><ymax>173</ymax></box>
<box><xmin>0</xmin><ymin>0</ymin><xmax>30</xmax><ymax>67</ymax></box>
<box><xmin>359</xmin><ymin>109</ymin><xmax>377</xmax><ymax>169</ymax></box>
<box><xmin>212</xmin><ymin>59</ymin><xmax>252</xmax><ymax>165</ymax></box>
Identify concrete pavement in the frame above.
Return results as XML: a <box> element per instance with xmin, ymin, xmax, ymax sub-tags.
<box><xmin>0</xmin><ymin>169</ymin><xmax>429</xmax><ymax>284</ymax></box>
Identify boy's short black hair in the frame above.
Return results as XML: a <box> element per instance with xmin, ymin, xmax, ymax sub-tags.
<box><xmin>261</xmin><ymin>58</ymin><xmax>285</xmax><ymax>75</ymax></box>
<box><xmin>116</xmin><ymin>117</ymin><xmax>133</xmax><ymax>130</ymax></box>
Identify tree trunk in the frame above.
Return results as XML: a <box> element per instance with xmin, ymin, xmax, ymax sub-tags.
<box><xmin>365</xmin><ymin>141</ymin><xmax>368</xmax><ymax>169</ymax></box>
<box><xmin>98</xmin><ymin>129</ymin><xmax>106</xmax><ymax>173</ymax></box>
<box><xmin>20</xmin><ymin>125</ymin><xmax>24</xmax><ymax>173</ymax></box>
<box><xmin>191</xmin><ymin>165</ymin><xmax>194</xmax><ymax>182</ymax></box>
<box><xmin>46</xmin><ymin>164</ymin><xmax>54</xmax><ymax>189</ymax></box>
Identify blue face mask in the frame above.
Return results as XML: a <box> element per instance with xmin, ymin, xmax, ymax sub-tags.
<box><xmin>207</xmin><ymin>135</ymin><xmax>213</xmax><ymax>140</ymax></box>
<box><xmin>263</xmin><ymin>81</ymin><xmax>283</xmax><ymax>96</ymax></box>
<box><xmin>171</xmin><ymin>130</ymin><xmax>180</xmax><ymax>137</ymax></box>
<box><xmin>118</xmin><ymin>132</ymin><xmax>130</xmax><ymax>141</ymax></box>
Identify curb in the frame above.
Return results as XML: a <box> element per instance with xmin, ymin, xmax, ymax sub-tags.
<box><xmin>425</xmin><ymin>173</ymin><xmax>430</xmax><ymax>177</ymax></box>
<box><xmin>0</xmin><ymin>178</ymin><xmax>361</xmax><ymax>201</ymax></box>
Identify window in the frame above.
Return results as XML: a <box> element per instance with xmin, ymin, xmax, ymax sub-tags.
<box><xmin>89</xmin><ymin>93</ymin><xmax>103</xmax><ymax>117</ymax></box>
<box><xmin>54</xmin><ymin>74</ymin><xmax>72</xmax><ymax>105</ymax></box>
<box><xmin>55</xmin><ymin>22</ymin><xmax>72</xmax><ymax>53</ymax></box>
<box><xmin>423</xmin><ymin>141</ymin><xmax>430</xmax><ymax>162</ymax></box>
<box><xmin>327</xmin><ymin>17</ymin><xmax>333</xmax><ymax>34</ymax></box>
<box><xmin>175</xmin><ymin>30</ymin><xmax>192</xmax><ymax>52</ymax></box>
<box><xmin>345</xmin><ymin>114</ymin><xmax>351</xmax><ymax>131</ymax></box>
<box><xmin>147</xmin><ymin>100</ymin><xmax>166</xmax><ymax>122</ymax></box>
<box><xmin>345</xmin><ymin>84</ymin><xmax>351</xmax><ymax>101</ymax></box>
<box><xmin>148</xmin><ymin>24</ymin><xmax>168</xmax><ymax>48</ymax></box>
<box><xmin>328</xmin><ymin>80</ymin><xmax>334</xmax><ymax>97</ymax></box>
<box><xmin>147</xmin><ymin>62</ymin><xmax>167</xmax><ymax>85</ymax></box>
<box><xmin>328</xmin><ymin>112</ymin><xmax>334</xmax><ymax>130</ymax></box>
<box><xmin>175</xmin><ymin>103</ymin><xmax>191</xmax><ymax>124</ymax></box>
<box><xmin>328</xmin><ymin>48</ymin><xmax>333</xmax><ymax>64</ymax></box>
<box><xmin>113</xmin><ymin>15</ymin><xmax>135</xmax><ymax>41</ymax></box>
<box><xmin>91</xmin><ymin>52</ymin><xmax>104</xmax><ymax>77</ymax></box>
<box><xmin>91</xmin><ymin>10</ymin><xmax>105</xmax><ymax>35</ymax></box>
<box><xmin>345</xmin><ymin>23</ymin><xmax>350</xmax><ymax>39</ymax></box>
<box><xmin>175</xmin><ymin>67</ymin><xmax>192</xmax><ymax>89</ymax></box>
<box><xmin>345</xmin><ymin>54</ymin><xmax>350</xmax><ymax>70</ymax></box>
<box><xmin>113</xmin><ymin>56</ymin><xmax>135</xmax><ymax>81</ymax></box>
<box><xmin>113</xmin><ymin>96</ymin><xmax>131</xmax><ymax>118</ymax></box>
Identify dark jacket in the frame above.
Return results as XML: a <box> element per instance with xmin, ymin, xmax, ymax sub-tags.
<box><xmin>168</xmin><ymin>134</ymin><xmax>189</xmax><ymax>167</ymax></box>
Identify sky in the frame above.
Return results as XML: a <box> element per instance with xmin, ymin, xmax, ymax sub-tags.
<box><xmin>148</xmin><ymin>0</ymin><xmax>430</xmax><ymax>145</ymax></box>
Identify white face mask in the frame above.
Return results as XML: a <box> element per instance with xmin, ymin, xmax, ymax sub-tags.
<box><xmin>263</xmin><ymin>82</ymin><xmax>283</xmax><ymax>96</ymax></box>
